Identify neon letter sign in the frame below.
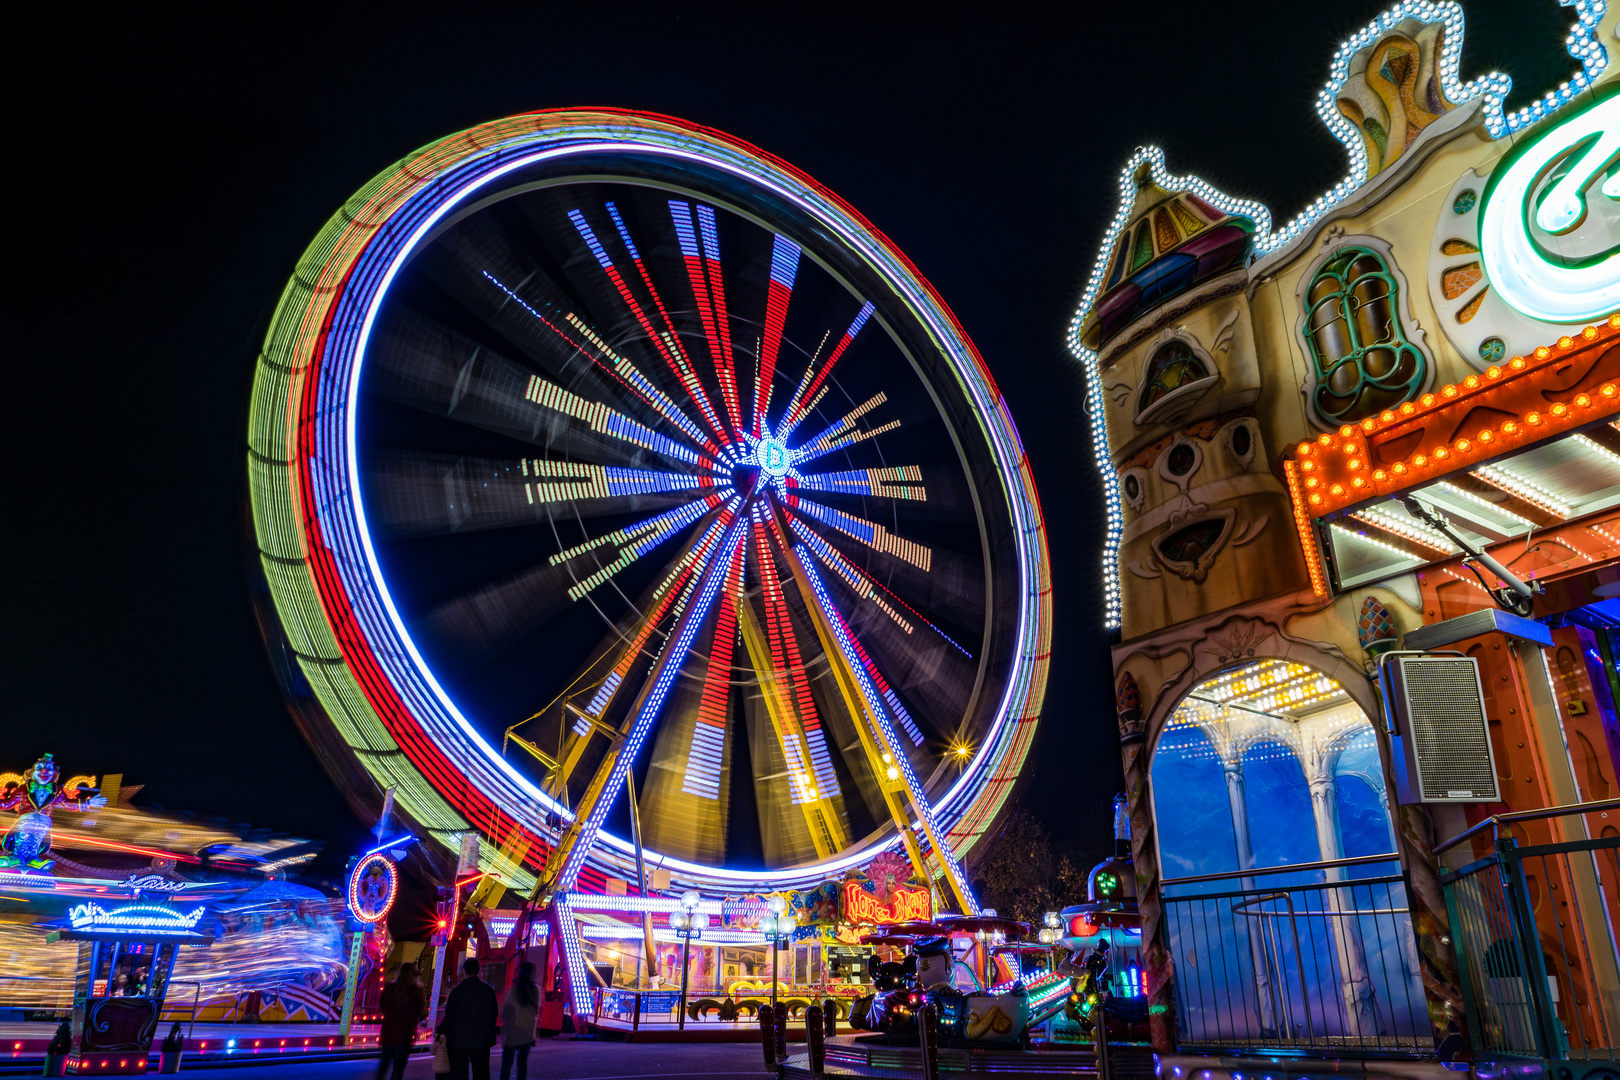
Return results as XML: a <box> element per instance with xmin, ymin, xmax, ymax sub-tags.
<box><xmin>840</xmin><ymin>880</ymin><xmax>932</xmax><ymax>925</ymax></box>
<box><xmin>1479</xmin><ymin>93</ymin><xmax>1619</xmax><ymax>323</ymax></box>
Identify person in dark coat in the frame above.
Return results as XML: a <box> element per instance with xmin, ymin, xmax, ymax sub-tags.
<box><xmin>439</xmin><ymin>957</ymin><xmax>499</xmax><ymax>1080</ymax></box>
<box><xmin>376</xmin><ymin>962</ymin><xmax>425</xmax><ymax>1080</ymax></box>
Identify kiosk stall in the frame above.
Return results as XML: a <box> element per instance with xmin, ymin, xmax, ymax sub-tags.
<box><xmin>45</xmin><ymin>899</ymin><xmax>213</xmax><ymax>1075</ymax></box>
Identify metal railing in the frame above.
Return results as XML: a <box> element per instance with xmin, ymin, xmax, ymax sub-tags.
<box><xmin>1162</xmin><ymin>855</ymin><xmax>1430</xmax><ymax>1055</ymax></box>
<box><xmin>1439</xmin><ymin>800</ymin><xmax>1620</xmax><ymax>1064</ymax></box>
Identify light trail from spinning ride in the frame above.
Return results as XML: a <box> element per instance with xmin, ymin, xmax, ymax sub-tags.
<box><xmin>249</xmin><ymin>109</ymin><xmax>1050</xmax><ymax>901</ymax></box>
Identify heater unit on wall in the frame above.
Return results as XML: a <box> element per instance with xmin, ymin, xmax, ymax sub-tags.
<box><xmin>1382</xmin><ymin>655</ymin><xmax>1501</xmax><ymax>804</ymax></box>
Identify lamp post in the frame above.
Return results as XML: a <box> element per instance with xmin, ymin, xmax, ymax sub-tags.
<box><xmin>670</xmin><ymin>891</ymin><xmax>708</xmax><ymax>1031</ymax></box>
<box><xmin>758</xmin><ymin>897</ymin><xmax>798</xmax><ymax>1011</ymax></box>
<box><xmin>1038</xmin><ymin>912</ymin><xmax>1063</xmax><ymax>977</ymax></box>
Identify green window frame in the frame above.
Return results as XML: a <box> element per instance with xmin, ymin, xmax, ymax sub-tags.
<box><xmin>1302</xmin><ymin>246</ymin><xmax>1426</xmax><ymax>425</ymax></box>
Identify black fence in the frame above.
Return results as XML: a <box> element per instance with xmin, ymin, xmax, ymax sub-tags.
<box><xmin>1162</xmin><ymin>855</ymin><xmax>1430</xmax><ymax>1055</ymax></box>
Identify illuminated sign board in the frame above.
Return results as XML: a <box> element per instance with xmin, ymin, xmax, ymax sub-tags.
<box><xmin>720</xmin><ymin>894</ymin><xmax>774</xmax><ymax>930</ymax></box>
<box><xmin>840</xmin><ymin>879</ymin><xmax>932</xmax><ymax>926</ymax></box>
<box><xmin>1479</xmin><ymin>93</ymin><xmax>1619</xmax><ymax>324</ymax></box>
<box><xmin>119</xmin><ymin>874</ymin><xmax>191</xmax><ymax>894</ymax></box>
<box><xmin>68</xmin><ymin>902</ymin><xmax>206</xmax><ymax>936</ymax></box>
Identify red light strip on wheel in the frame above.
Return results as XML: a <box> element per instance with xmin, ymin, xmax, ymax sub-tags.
<box><xmin>682</xmin><ymin>541</ymin><xmax>745</xmax><ymax>800</ymax></box>
<box><xmin>568</xmin><ymin>209</ymin><xmax>730</xmax><ymax>448</ymax></box>
<box><xmin>604</xmin><ymin>201</ymin><xmax>723</xmax><ymax>447</ymax></box>
<box><xmin>752</xmin><ymin>507</ymin><xmax>838</xmax><ymax>801</ymax></box>
<box><xmin>667</xmin><ymin>201</ymin><xmax>742</xmax><ymax>438</ymax></box>
<box><xmin>782</xmin><ymin>302</ymin><xmax>874</xmax><ymax>435</ymax></box>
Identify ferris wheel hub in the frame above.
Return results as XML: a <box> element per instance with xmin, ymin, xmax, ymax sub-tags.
<box><xmin>754</xmin><ymin>438</ymin><xmax>792</xmax><ymax>480</ymax></box>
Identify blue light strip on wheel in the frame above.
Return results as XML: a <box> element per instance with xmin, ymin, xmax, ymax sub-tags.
<box><xmin>554</xmin><ymin>892</ymin><xmax>594</xmax><ymax>1016</ymax></box>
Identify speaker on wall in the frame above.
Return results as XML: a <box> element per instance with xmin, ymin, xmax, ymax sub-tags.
<box><xmin>1381</xmin><ymin>655</ymin><xmax>1501</xmax><ymax>805</ymax></box>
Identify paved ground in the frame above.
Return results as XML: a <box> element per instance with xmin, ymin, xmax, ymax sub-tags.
<box><xmin>114</xmin><ymin>1038</ymin><xmax>769</xmax><ymax>1079</ymax></box>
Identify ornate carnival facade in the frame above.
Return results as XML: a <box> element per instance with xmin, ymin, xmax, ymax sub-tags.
<box><xmin>1072</xmin><ymin>2</ymin><xmax>1619</xmax><ymax>1067</ymax></box>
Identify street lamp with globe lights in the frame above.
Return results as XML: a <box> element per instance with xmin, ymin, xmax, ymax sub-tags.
<box><xmin>1037</xmin><ymin>912</ymin><xmax>1063</xmax><ymax>972</ymax></box>
<box><xmin>670</xmin><ymin>891</ymin><xmax>709</xmax><ymax>1030</ymax></box>
<box><xmin>758</xmin><ymin>897</ymin><xmax>798</xmax><ymax>1009</ymax></box>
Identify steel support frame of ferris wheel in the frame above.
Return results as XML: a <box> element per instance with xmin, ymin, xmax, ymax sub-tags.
<box><xmin>527</xmin><ymin>500</ymin><xmax>980</xmax><ymax>1020</ymax></box>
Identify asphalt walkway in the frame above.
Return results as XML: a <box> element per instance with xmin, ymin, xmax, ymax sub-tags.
<box><xmin>1</xmin><ymin>1037</ymin><xmax>769</xmax><ymax>1079</ymax></box>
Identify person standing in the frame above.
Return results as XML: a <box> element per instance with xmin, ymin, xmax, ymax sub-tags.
<box><xmin>498</xmin><ymin>961</ymin><xmax>539</xmax><ymax>1080</ymax></box>
<box><xmin>438</xmin><ymin>958</ymin><xmax>498</xmax><ymax>1080</ymax></box>
<box><xmin>376</xmin><ymin>962</ymin><xmax>425</xmax><ymax>1080</ymax></box>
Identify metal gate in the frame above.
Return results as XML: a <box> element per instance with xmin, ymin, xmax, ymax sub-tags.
<box><xmin>1439</xmin><ymin>800</ymin><xmax>1620</xmax><ymax>1073</ymax></box>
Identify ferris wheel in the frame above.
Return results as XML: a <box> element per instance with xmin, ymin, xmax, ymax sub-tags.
<box><xmin>248</xmin><ymin>110</ymin><xmax>1050</xmax><ymax>905</ymax></box>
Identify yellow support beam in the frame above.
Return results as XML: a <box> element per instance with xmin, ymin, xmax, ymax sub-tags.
<box><xmin>504</xmin><ymin>732</ymin><xmax>558</xmax><ymax>773</ymax></box>
<box><xmin>766</xmin><ymin>507</ymin><xmax>974</xmax><ymax>915</ymax></box>
<box><xmin>734</xmin><ymin>588</ymin><xmax>848</xmax><ymax>859</ymax></box>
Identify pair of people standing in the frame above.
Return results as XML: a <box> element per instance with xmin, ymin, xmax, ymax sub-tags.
<box><xmin>396</xmin><ymin>957</ymin><xmax>538</xmax><ymax>1080</ymax></box>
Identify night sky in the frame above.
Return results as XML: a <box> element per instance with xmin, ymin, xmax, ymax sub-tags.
<box><xmin>8</xmin><ymin>2</ymin><xmax>1571</xmax><ymax>889</ymax></box>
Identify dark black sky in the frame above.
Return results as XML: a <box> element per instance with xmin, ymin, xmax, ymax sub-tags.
<box><xmin>7</xmin><ymin>2</ymin><xmax>1572</xmax><ymax>882</ymax></box>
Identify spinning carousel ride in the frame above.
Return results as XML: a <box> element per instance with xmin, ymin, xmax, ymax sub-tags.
<box><xmin>248</xmin><ymin>109</ymin><xmax>1049</xmax><ymax>904</ymax></box>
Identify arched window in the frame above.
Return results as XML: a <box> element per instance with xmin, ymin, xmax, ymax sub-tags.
<box><xmin>1138</xmin><ymin>341</ymin><xmax>1210</xmax><ymax>414</ymax></box>
<box><xmin>1335</xmin><ymin>728</ymin><xmax>1396</xmax><ymax>858</ymax></box>
<box><xmin>1302</xmin><ymin>246</ymin><xmax>1425</xmax><ymax>425</ymax></box>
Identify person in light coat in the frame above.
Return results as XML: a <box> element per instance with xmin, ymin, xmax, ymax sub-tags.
<box><xmin>498</xmin><ymin>961</ymin><xmax>540</xmax><ymax>1080</ymax></box>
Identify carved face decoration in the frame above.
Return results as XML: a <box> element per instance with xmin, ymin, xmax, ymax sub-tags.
<box><xmin>1115</xmin><ymin>414</ymin><xmax>1306</xmax><ymax>639</ymax></box>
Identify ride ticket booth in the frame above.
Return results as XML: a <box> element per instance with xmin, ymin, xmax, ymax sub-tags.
<box><xmin>46</xmin><ymin>899</ymin><xmax>213</xmax><ymax>1075</ymax></box>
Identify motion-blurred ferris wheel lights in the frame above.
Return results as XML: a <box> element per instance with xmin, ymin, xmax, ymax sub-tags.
<box><xmin>248</xmin><ymin>108</ymin><xmax>1050</xmax><ymax>897</ymax></box>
